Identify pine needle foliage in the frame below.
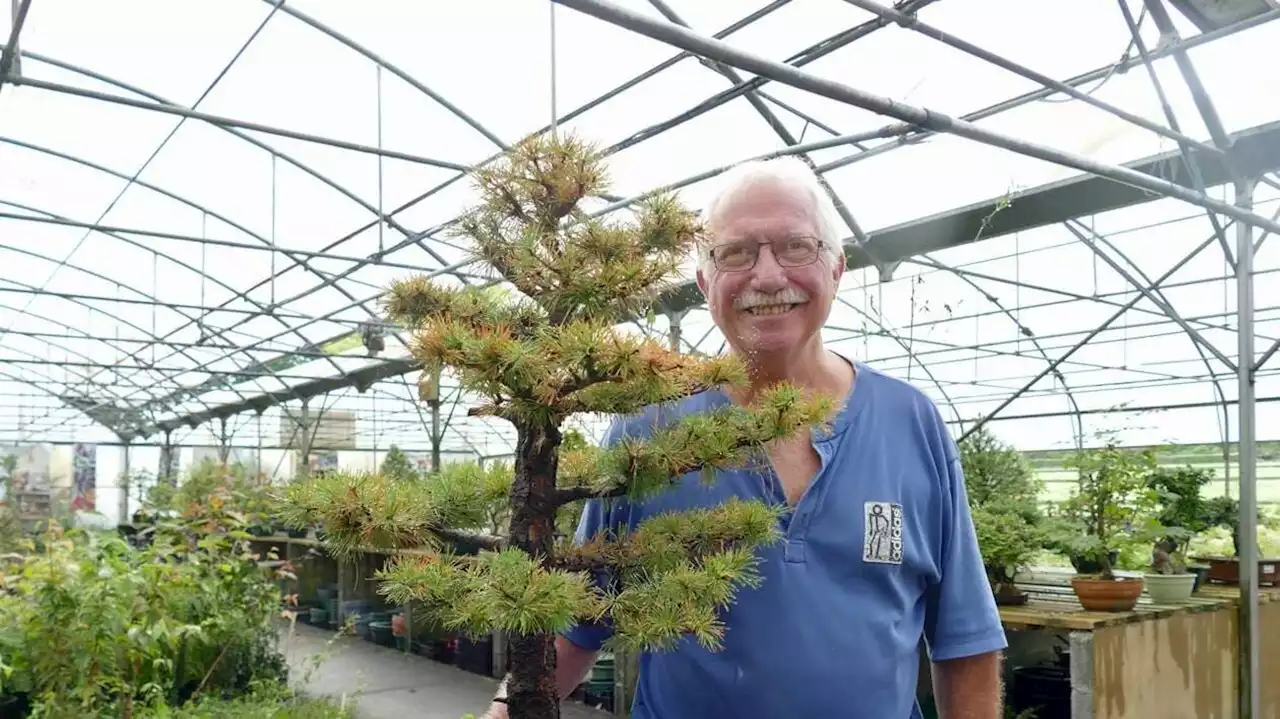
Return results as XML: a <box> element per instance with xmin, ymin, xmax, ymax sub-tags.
<box><xmin>284</xmin><ymin>133</ymin><xmax>834</xmax><ymax>719</ymax></box>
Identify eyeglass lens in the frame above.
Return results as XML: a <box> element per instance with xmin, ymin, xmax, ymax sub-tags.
<box><xmin>711</xmin><ymin>236</ymin><xmax>820</xmax><ymax>271</ymax></box>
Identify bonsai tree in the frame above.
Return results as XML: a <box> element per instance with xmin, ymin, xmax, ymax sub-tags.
<box><xmin>958</xmin><ymin>427</ymin><xmax>1045</xmax><ymax>601</ymax></box>
<box><xmin>1145</xmin><ymin>465</ymin><xmax>1213</xmax><ymax>570</ymax></box>
<box><xmin>1050</xmin><ymin>442</ymin><xmax>1161</xmax><ymax>581</ymax></box>
<box><xmin>279</xmin><ymin>134</ymin><xmax>833</xmax><ymax>719</ymax></box>
<box><xmin>380</xmin><ymin>445</ymin><xmax>418</xmax><ymax>482</ymax></box>
<box><xmin>1201</xmin><ymin>495</ymin><xmax>1271</xmax><ymax>558</ymax></box>
<box><xmin>1150</xmin><ymin>537</ymin><xmax>1186</xmax><ymax>575</ymax></box>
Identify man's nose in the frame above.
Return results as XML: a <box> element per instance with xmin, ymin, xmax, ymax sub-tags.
<box><xmin>751</xmin><ymin>245</ymin><xmax>788</xmax><ymax>287</ymax></box>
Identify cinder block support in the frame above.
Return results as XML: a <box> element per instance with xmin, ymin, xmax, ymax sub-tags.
<box><xmin>1069</xmin><ymin>631</ymin><xmax>1094</xmax><ymax>719</ymax></box>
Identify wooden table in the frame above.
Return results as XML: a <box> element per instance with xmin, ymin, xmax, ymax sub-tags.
<box><xmin>990</xmin><ymin>569</ymin><xmax>1280</xmax><ymax>719</ymax></box>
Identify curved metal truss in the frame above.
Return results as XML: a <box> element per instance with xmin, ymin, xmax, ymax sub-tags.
<box><xmin>0</xmin><ymin>0</ymin><xmax>1276</xmax><ymax>456</ymax></box>
<box><xmin>2</xmin><ymin>0</ymin><xmax>1279</xmax><ymax>708</ymax></box>
<box><xmin>0</xmin><ymin>0</ymin><xmax>1273</xmax><ymax>456</ymax></box>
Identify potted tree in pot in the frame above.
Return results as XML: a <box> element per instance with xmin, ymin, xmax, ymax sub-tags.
<box><xmin>1052</xmin><ymin>442</ymin><xmax>1161</xmax><ymax>612</ymax></box>
<box><xmin>1194</xmin><ymin>496</ymin><xmax>1280</xmax><ymax>587</ymax></box>
<box><xmin>1144</xmin><ymin>466</ymin><xmax>1214</xmax><ymax>599</ymax></box>
<box><xmin>971</xmin><ymin>499</ymin><xmax>1045</xmax><ymax>605</ymax></box>
<box><xmin>958</xmin><ymin>427</ymin><xmax>1046</xmax><ymax>605</ymax></box>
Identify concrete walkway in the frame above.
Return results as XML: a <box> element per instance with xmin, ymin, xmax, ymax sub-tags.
<box><xmin>280</xmin><ymin>623</ymin><xmax>610</xmax><ymax>719</ymax></box>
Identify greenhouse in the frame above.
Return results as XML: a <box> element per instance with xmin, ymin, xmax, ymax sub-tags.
<box><xmin>0</xmin><ymin>0</ymin><xmax>1278</xmax><ymax>717</ymax></box>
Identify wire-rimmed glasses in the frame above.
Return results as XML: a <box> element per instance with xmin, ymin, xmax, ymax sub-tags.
<box><xmin>707</xmin><ymin>235</ymin><xmax>826</xmax><ymax>272</ymax></box>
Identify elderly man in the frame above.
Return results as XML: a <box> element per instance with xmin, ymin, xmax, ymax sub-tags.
<box><xmin>484</xmin><ymin>158</ymin><xmax>1006</xmax><ymax>718</ymax></box>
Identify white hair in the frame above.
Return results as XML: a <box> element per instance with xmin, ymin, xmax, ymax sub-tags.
<box><xmin>697</xmin><ymin>156</ymin><xmax>845</xmax><ymax>273</ymax></box>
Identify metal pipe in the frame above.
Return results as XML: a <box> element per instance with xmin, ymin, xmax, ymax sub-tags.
<box><xmin>0</xmin><ymin>211</ymin><xmax>447</xmax><ymax>272</ymax></box>
<box><xmin>646</xmin><ymin>0</ymin><xmax>874</xmax><ymax>251</ymax></box>
<box><xmin>1141</xmin><ymin>0</ymin><xmax>1235</xmax><ymax>149</ymax></box>
<box><xmin>958</xmin><ymin>227</ymin><xmax>1226</xmax><ymax>441</ymax></box>
<box><xmin>814</xmin><ymin>7</ymin><xmax>1280</xmax><ymax>176</ymax></box>
<box><xmin>839</xmin><ymin>0</ymin><xmax>1223</xmax><ymax>156</ymax></box>
<box><xmin>1116</xmin><ymin>0</ymin><xmax>1236</xmax><ymax>267</ymax></box>
<box><xmin>0</xmin><ymin>0</ymin><xmax>30</xmax><ymax>79</ymax></box>
<box><xmin>1234</xmin><ymin>176</ymin><xmax>1260</xmax><ymax>719</ymax></box>
<box><xmin>550</xmin><ymin>0</ymin><xmax>1280</xmax><ymax>237</ymax></box>
<box><xmin>1063</xmin><ymin>220</ymin><xmax>1236</xmax><ymax>370</ymax></box>
<box><xmin>0</xmin><ymin>74</ymin><xmax>472</xmax><ymax>171</ymax></box>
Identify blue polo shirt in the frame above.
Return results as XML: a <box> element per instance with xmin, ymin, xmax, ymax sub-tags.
<box><xmin>561</xmin><ymin>361</ymin><xmax>1007</xmax><ymax>718</ymax></box>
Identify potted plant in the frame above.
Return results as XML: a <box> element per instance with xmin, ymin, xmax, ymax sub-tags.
<box><xmin>958</xmin><ymin>427</ymin><xmax>1046</xmax><ymax>605</ymax></box>
<box><xmin>971</xmin><ymin>500</ymin><xmax>1044</xmax><ymax>605</ymax></box>
<box><xmin>1193</xmin><ymin>496</ymin><xmax>1280</xmax><ymax>587</ymax></box>
<box><xmin>1145</xmin><ymin>465</ymin><xmax>1214</xmax><ymax>594</ymax></box>
<box><xmin>1053</xmin><ymin>442</ymin><xmax>1160</xmax><ymax>612</ymax></box>
<box><xmin>1145</xmin><ymin>537</ymin><xmax>1196</xmax><ymax>603</ymax></box>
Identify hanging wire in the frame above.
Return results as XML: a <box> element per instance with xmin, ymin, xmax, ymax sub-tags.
<box><xmin>270</xmin><ymin>155</ymin><xmax>278</xmax><ymax>307</ymax></box>
<box><xmin>200</xmin><ymin>213</ymin><xmax>208</xmax><ymax>311</ymax></box>
<box><xmin>549</xmin><ymin>0</ymin><xmax>558</xmax><ymax>133</ymax></box>
<box><xmin>376</xmin><ymin>63</ymin><xmax>385</xmax><ymax>254</ymax></box>
<box><xmin>151</xmin><ymin>250</ymin><xmax>158</xmax><ymax>364</ymax></box>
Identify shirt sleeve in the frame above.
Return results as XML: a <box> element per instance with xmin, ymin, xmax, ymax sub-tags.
<box><xmin>559</xmin><ymin>497</ymin><xmax>619</xmax><ymax>651</ymax></box>
<box><xmin>922</xmin><ymin>448</ymin><xmax>1009</xmax><ymax>662</ymax></box>
<box><xmin>559</xmin><ymin>419</ymin><xmax>631</xmax><ymax>652</ymax></box>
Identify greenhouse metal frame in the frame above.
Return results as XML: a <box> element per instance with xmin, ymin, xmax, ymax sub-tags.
<box><xmin>1</xmin><ymin>0</ymin><xmax>1278</xmax><ymax>711</ymax></box>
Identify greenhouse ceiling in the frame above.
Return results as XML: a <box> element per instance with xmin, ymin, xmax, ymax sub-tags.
<box><xmin>0</xmin><ymin>0</ymin><xmax>1278</xmax><ymax>459</ymax></box>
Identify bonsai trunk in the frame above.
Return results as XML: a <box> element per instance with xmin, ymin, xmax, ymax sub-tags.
<box><xmin>1096</xmin><ymin>549</ymin><xmax>1116</xmax><ymax>581</ymax></box>
<box><xmin>505</xmin><ymin>421</ymin><xmax>563</xmax><ymax>719</ymax></box>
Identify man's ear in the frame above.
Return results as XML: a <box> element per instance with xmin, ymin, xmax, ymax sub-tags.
<box><xmin>696</xmin><ymin>266</ymin><xmax>709</xmax><ymax>297</ymax></box>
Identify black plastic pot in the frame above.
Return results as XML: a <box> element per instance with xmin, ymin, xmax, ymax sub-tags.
<box><xmin>1010</xmin><ymin>665</ymin><xmax>1070</xmax><ymax>719</ymax></box>
<box><xmin>456</xmin><ymin>635</ymin><xmax>494</xmax><ymax>676</ymax></box>
<box><xmin>1070</xmin><ymin>549</ymin><xmax>1120</xmax><ymax>575</ymax></box>
<box><xmin>1189</xmin><ymin>563</ymin><xmax>1211</xmax><ymax>592</ymax></box>
<box><xmin>0</xmin><ymin>692</ymin><xmax>31</xmax><ymax>719</ymax></box>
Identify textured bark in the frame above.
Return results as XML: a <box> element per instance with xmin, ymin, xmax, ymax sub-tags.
<box><xmin>506</xmin><ymin>633</ymin><xmax>560</xmax><ymax>719</ymax></box>
<box><xmin>506</xmin><ymin>421</ymin><xmax>562</xmax><ymax>719</ymax></box>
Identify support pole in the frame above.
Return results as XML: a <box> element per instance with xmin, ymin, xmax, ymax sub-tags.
<box><xmin>1234</xmin><ymin>176</ymin><xmax>1260</xmax><ymax>719</ymax></box>
<box><xmin>217</xmin><ymin>417</ymin><xmax>231</xmax><ymax>466</ymax></box>
<box><xmin>430</xmin><ymin>399</ymin><xmax>441</xmax><ymax>474</ymax></box>
<box><xmin>118</xmin><ymin>440</ymin><xmax>131</xmax><ymax>526</ymax></box>
<box><xmin>161</xmin><ymin>429</ymin><xmax>175</xmax><ymax>486</ymax></box>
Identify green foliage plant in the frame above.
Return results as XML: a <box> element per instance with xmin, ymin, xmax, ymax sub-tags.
<box><xmin>958</xmin><ymin>427</ymin><xmax>1046</xmax><ymax>597</ymax></box>
<box><xmin>379</xmin><ymin>446</ymin><xmax>418</xmax><ymax>483</ymax></box>
<box><xmin>1051</xmin><ymin>442</ymin><xmax>1161</xmax><ymax>581</ymax></box>
<box><xmin>279</xmin><ymin>134</ymin><xmax>834</xmax><ymax>719</ymax></box>
<box><xmin>1145</xmin><ymin>466</ymin><xmax>1214</xmax><ymax>573</ymax></box>
<box><xmin>0</xmin><ymin>491</ymin><xmax>298</xmax><ymax>717</ymax></box>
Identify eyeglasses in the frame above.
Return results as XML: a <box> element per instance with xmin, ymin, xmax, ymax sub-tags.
<box><xmin>707</xmin><ymin>236</ymin><xmax>825</xmax><ymax>272</ymax></box>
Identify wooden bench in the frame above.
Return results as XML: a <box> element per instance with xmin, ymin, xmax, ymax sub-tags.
<box><xmin>984</xmin><ymin>566</ymin><xmax>1280</xmax><ymax>719</ymax></box>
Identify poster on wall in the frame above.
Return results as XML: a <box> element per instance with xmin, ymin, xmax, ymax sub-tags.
<box><xmin>308</xmin><ymin>451</ymin><xmax>339</xmax><ymax>476</ymax></box>
<box><xmin>70</xmin><ymin>443</ymin><xmax>96</xmax><ymax>511</ymax></box>
<box><xmin>0</xmin><ymin>444</ymin><xmax>51</xmax><ymax>493</ymax></box>
<box><xmin>404</xmin><ymin>451</ymin><xmax>433</xmax><ymax>474</ymax></box>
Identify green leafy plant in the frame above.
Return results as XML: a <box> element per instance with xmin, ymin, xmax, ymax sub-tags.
<box><xmin>958</xmin><ymin>427</ymin><xmax>1045</xmax><ymax>597</ymax></box>
<box><xmin>280</xmin><ymin>133</ymin><xmax>834</xmax><ymax>719</ymax></box>
<box><xmin>1145</xmin><ymin>466</ymin><xmax>1214</xmax><ymax>572</ymax></box>
<box><xmin>1050</xmin><ymin>442</ymin><xmax>1161</xmax><ymax>580</ymax></box>
<box><xmin>0</xmin><ymin>495</ymin><xmax>302</xmax><ymax>717</ymax></box>
<box><xmin>379</xmin><ymin>446</ymin><xmax>418</xmax><ymax>483</ymax></box>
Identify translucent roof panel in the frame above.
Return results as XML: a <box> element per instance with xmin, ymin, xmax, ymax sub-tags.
<box><xmin>0</xmin><ymin>0</ymin><xmax>1278</xmax><ymax>454</ymax></box>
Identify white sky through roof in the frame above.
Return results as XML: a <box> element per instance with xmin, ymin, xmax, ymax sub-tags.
<box><xmin>0</xmin><ymin>0</ymin><xmax>1277</xmax><ymax>459</ymax></box>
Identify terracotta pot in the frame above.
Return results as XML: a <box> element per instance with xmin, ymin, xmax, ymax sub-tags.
<box><xmin>1070</xmin><ymin>575</ymin><xmax>1144</xmax><ymax>612</ymax></box>
<box><xmin>1194</xmin><ymin>557</ymin><xmax>1280</xmax><ymax>587</ymax></box>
